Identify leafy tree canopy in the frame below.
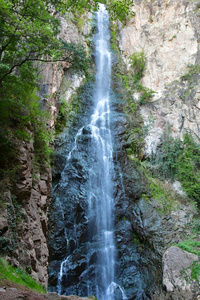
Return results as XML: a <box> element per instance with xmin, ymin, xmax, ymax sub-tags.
<box><xmin>0</xmin><ymin>0</ymin><xmax>134</xmax><ymax>84</ymax></box>
<box><xmin>107</xmin><ymin>0</ymin><xmax>135</xmax><ymax>22</ymax></box>
<box><xmin>0</xmin><ymin>0</ymin><xmax>93</xmax><ymax>84</ymax></box>
<box><xmin>0</xmin><ymin>0</ymin><xmax>134</xmax><ymax>170</ymax></box>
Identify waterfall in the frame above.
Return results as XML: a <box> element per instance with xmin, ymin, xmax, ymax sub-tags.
<box><xmin>87</xmin><ymin>4</ymin><xmax>115</xmax><ymax>299</ymax></box>
<box><xmin>49</xmin><ymin>4</ymin><xmax>127</xmax><ymax>300</ymax></box>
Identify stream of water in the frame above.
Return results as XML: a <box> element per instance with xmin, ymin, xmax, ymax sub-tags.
<box><xmin>87</xmin><ymin>4</ymin><xmax>115</xmax><ymax>299</ymax></box>
<box><xmin>55</xmin><ymin>4</ymin><xmax>127</xmax><ymax>299</ymax></box>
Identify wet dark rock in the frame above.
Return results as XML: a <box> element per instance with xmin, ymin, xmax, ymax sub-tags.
<box><xmin>82</xmin><ymin>126</ymin><xmax>92</xmax><ymax>135</ymax></box>
<box><xmin>47</xmin><ymin>36</ymin><xmax>199</xmax><ymax>300</ymax></box>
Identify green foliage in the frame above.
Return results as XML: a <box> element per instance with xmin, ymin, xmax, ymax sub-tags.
<box><xmin>180</xmin><ymin>260</ymin><xmax>200</xmax><ymax>282</ymax></box>
<box><xmin>125</xmin><ymin>127</ymin><xmax>144</xmax><ymax>159</ymax></box>
<box><xmin>150</xmin><ymin>134</ymin><xmax>183</xmax><ymax>179</ymax></box>
<box><xmin>0</xmin><ymin>0</ymin><xmax>134</xmax><ymax>83</ymax></box>
<box><xmin>0</xmin><ymin>130</ymin><xmax>17</xmax><ymax>174</ymax></box>
<box><xmin>0</xmin><ymin>0</ymin><xmax>91</xmax><ymax>165</ymax></box>
<box><xmin>147</xmin><ymin>178</ymin><xmax>177</xmax><ymax>213</ymax></box>
<box><xmin>0</xmin><ymin>258</ymin><xmax>46</xmax><ymax>293</ymax></box>
<box><xmin>55</xmin><ymin>78</ymin><xmax>95</xmax><ymax>134</ymax></box>
<box><xmin>72</xmin><ymin>9</ymin><xmax>86</xmax><ymax>31</ymax></box>
<box><xmin>176</xmin><ymin>240</ymin><xmax>200</xmax><ymax>256</ymax></box>
<box><xmin>112</xmin><ymin>51</ymin><xmax>148</xmax><ymax>158</ymax></box>
<box><xmin>181</xmin><ymin>64</ymin><xmax>200</xmax><ymax>83</ymax></box>
<box><xmin>56</xmin><ymin>0</ymin><xmax>135</xmax><ymax>24</ymax></box>
<box><xmin>178</xmin><ymin>64</ymin><xmax>200</xmax><ymax>101</ymax></box>
<box><xmin>131</xmin><ymin>231</ymin><xmax>144</xmax><ymax>246</ymax></box>
<box><xmin>149</xmin><ymin>132</ymin><xmax>200</xmax><ymax>205</ymax></box>
<box><xmin>55</xmin><ymin>100</ymin><xmax>68</xmax><ymax>134</ymax></box>
<box><xmin>55</xmin><ymin>0</ymin><xmax>135</xmax><ymax>24</ymax></box>
<box><xmin>0</xmin><ymin>0</ymin><xmax>90</xmax><ymax>83</ymax></box>
<box><xmin>0</xmin><ymin>0</ymin><xmax>59</xmax><ymax>83</ymax></box>
<box><xmin>114</xmin><ymin>52</ymin><xmax>154</xmax><ymax>159</ymax></box>
<box><xmin>0</xmin><ymin>193</ymin><xmax>28</xmax><ymax>255</ymax></box>
<box><xmin>191</xmin><ymin>261</ymin><xmax>200</xmax><ymax>281</ymax></box>
<box><xmin>0</xmin><ymin>0</ymin><xmax>92</xmax><ymax>173</ymax></box>
<box><xmin>130</xmin><ymin>51</ymin><xmax>147</xmax><ymax>82</ymax></box>
<box><xmin>176</xmin><ymin>219</ymin><xmax>200</xmax><ymax>282</ymax></box>
<box><xmin>127</xmin><ymin>51</ymin><xmax>155</xmax><ymax>104</ymax></box>
<box><xmin>0</xmin><ymin>0</ymin><xmax>95</xmax><ymax>174</ymax></box>
<box><xmin>59</xmin><ymin>0</ymin><xmax>99</xmax><ymax>13</ymax></box>
<box><xmin>110</xmin><ymin>22</ymin><xmax>119</xmax><ymax>52</ymax></box>
<box><xmin>0</xmin><ymin>62</ymin><xmax>53</xmax><ymax>169</ymax></box>
<box><xmin>177</xmin><ymin>134</ymin><xmax>200</xmax><ymax>202</ymax></box>
<box><xmin>191</xmin><ymin>218</ymin><xmax>200</xmax><ymax>235</ymax></box>
<box><xmin>169</xmin><ymin>35</ymin><xmax>176</xmax><ymax>42</ymax></box>
<box><xmin>135</xmin><ymin>83</ymin><xmax>155</xmax><ymax>105</ymax></box>
<box><xmin>61</xmin><ymin>41</ymin><xmax>91</xmax><ymax>77</ymax></box>
<box><xmin>0</xmin><ymin>237</ymin><xmax>10</xmax><ymax>253</ymax></box>
<box><xmin>107</xmin><ymin>0</ymin><xmax>135</xmax><ymax>23</ymax></box>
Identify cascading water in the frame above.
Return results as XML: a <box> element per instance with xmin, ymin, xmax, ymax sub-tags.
<box><xmin>48</xmin><ymin>4</ymin><xmax>127</xmax><ymax>300</ymax></box>
<box><xmin>87</xmin><ymin>4</ymin><xmax>115</xmax><ymax>299</ymax></box>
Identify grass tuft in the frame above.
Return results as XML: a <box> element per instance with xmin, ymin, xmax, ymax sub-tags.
<box><xmin>0</xmin><ymin>258</ymin><xmax>46</xmax><ymax>293</ymax></box>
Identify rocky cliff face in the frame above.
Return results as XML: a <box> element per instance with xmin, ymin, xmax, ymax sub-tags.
<box><xmin>113</xmin><ymin>0</ymin><xmax>200</xmax><ymax>298</ymax></box>
<box><xmin>119</xmin><ymin>0</ymin><xmax>200</xmax><ymax>154</ymax></box>
<box><xmin>1</xmin><ymin>1</ymin><xmax>199</xmax><ymax>298</ymax></box>
<box><xmin>47</xmin><ymin>1</ymin><xmax>200</xmax><ymax>298</ymax></box>
<box><xmin>0</xmin><ymin>12</ymin><xmax>91</xmax><ymax>287</ymax></box>
<box><xmin>110</xmin><ymin>92</ymin><xmax>199</xmax><ymax>299</ymax></box>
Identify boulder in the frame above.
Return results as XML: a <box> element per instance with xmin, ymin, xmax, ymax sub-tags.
<box><xmin>163</xmin><ymin>246</ymin><xmax>199</xmax><ymax>292</ymax></box>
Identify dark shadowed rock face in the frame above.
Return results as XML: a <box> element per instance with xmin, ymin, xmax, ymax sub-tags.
<box><xmin>47</xmin><ymin>84</ymin><xmax>199</xmax><ymax>299</ymax></box>
<box><xmin>47</xmin><ymin>81</ymin><xmax>95</xmax><ymax>296</ymax></box>
<box><xmin>47</xmin><ymin>5</ymin><xmax>200</xmax><ymax>300</ymax></box>
<box><xmin>47</xmin><ymin>82</ymin><xmax>163</xmax><ymax>299</ymax></box>
<box><xmin>110</xmin><ymin>104</ymin><xmax>162</xmax><ymax>300</ymax></box>
<box><xmin>0</xmin><ymin>139</ymin><xmax>51</xmax><ymax>287</ymax></box>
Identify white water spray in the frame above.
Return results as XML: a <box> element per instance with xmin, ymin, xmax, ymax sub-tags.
<box><xmin>56</xmin><ymin>4</ymin><xmax>127</xmax><ymax>299</ymax></box>
<box><xmin>86</xmin><ymin>4</ymin><xmax>115</xmax><ymax>300</ymax></box>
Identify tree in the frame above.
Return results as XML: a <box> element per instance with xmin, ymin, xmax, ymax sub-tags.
<box><xmin>0</xmin><ymin>0</ymin><xmax>135</xmax><ymax>170</ymax></box>
<box><xmin>107</xmin><ymin>0</ymin><xmax>135</xmax><ymax>23</ymax></box>
<box><xmin>0</xmin><ymin>0</ymin><xmax>92</xmax><ymax>84</ymax></box>
<box><xmin>0</xmin><ymin>0</ymin><xmax>134</xmax><ymax>84</ymax></box>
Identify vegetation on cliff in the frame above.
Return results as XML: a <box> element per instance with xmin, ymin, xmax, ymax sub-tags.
<box><xmin>0</xmin><ymin>0</ymin><xmax>136</xmax><ymax>282</ymax></box>
<box><xmin>0</xmin><ymin>0</ymin><xmax>92</xmax><ymax>177</ymax></box>
<box><xmin>149</xmin><ymin>132</ymin><xmax>200</xmax><ymax>204</ymax></box>
<box><xmin>0</xmin><ymin>258</ymin><xmax>46</xmax><ymax>293</ymax></box>
<box><xmin>111</xmin><ymin>26</ymin><xmax>200</xmax><ymax>207</ymax></box>
<box><xmin>0</xmin><ymin>0</ymin><xmax>134</xmax><ymax>172</ymax></box>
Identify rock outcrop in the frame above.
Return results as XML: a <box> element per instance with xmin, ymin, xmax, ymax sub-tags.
<box><xmin>119</xmin><ymin>0</ymin><xmax>200</xmax><ymax>154</ymax></box>
<box><xmin>163</xmin><ymin>246</ymin><xmax>198</xmax><ymax>293</ymax></box>
<box><xmin>1</xmin><ymin>1</ymin><xmax>199</xmax><ymax>298</ymax></box>
<box><xmin>111</xmin><ymin>103</ymin><xmax>199</xmax><ymax>298</ymax></box>
<box><xmin>114</xmin><ymin>3</ymin><xmax>200</xmax><ymax>295</ymax></box>
<box><xmin>0</xmin><ymin>12</ymin><xmax>91</xmax><ymax>287</ymax></box>
<box><xmin>120</xmin><ymin>0</ymin><xmax>199</xmax><ymax>94</ymax></box>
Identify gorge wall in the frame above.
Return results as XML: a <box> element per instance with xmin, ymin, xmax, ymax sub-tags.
<box><xmin>119</xmin><ymin>0</ymin><xmax>200</xmax><ymax>154</ymax></box>
<box><xmin>0</xmin><ymin>11</ymin><xmax>92</xmax><ymax>287</ymax></box>
<box><xmin>0</xmin><ymin>0</ymin><xmax>200</xmax><ymax>299</ymax></box>
<box><xmin>48</xmin><ymin>0</ymin><xmax>200</xmax><ymax>299</ymax></box>
<box><xmin>113</xmin><ymin>0</ymin><xmax>200</xmax><ymax>298</ymax></box>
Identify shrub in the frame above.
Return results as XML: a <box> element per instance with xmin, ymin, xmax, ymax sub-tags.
<box><xmin>177</xmin><ymin>133</ymin><xmax>200</xmax><ymax>202</ymax></box>
<box><xmin>150</xmin><ymin>134</ymin><xmax>183</xmax><ymax>179</ymax></box>
<box><xmin>181</xmin><ymin>64</ymin><xmax>200</xmax><ymax>83</ymax></box>
<box><xmin>149</xmin><ymin>132</ymin><xmax>200</xmax><ymax>205</ymax></box>
<box><xmin>191</xmin><ymin>261</ymin><xmax>200</xmax><ymax>281</ymax></box>
<box><xmin>130</xmin><ymin>51</ymin><xmax>147</xmax><ymax>82</ymax></box>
